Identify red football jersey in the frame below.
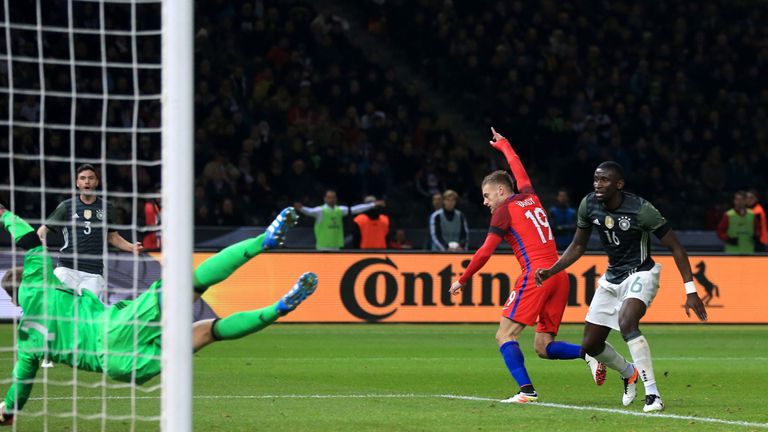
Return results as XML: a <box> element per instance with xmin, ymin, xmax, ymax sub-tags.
<box><xmin>457</xmin><ymin>137</ymin><xmax>561</xmax><ymax>286</ymax></box>
<box><xmin>489</xmin><ymin>193</ymin><xmax>559</xmax><ymax>270</ymax></box>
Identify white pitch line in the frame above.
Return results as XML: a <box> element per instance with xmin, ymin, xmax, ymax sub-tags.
<box><xmin>2</xmin><ymin>356</ymin><xmax>766</xmax><ymax>362</ymax></box>
<box><xmin>441</xmin><ymin>395</ymin><xmax>768</xmax><ymax>429</ymax></box>
<box><xmin>28</xmin><ymin>393</ymin><xmax>768</xmax><ymax>429</ymax></box>
<box><xmin>655</xmin><ymin>357</ymin><xmax>768</xmax><ymax>361</ymax></box>
<box><xmin>190</xmin><ymin>356</ymin><xmax>768</xmax><ymax>362</ymax></box>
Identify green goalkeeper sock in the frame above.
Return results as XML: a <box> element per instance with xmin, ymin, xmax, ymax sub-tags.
<box><xmin>1</xmin><ymin>211</ymin><xmax>34</xmax><ymax>242</ymax></box>
<box><xmin>193</xmin><ymin>234</ymin><xmax>266</xmax><ymax>294</ymax></box>
<box><xmin>211</xmin><ymin>303</ymin><xmax>280</xmax><ymax>340</ymax></box>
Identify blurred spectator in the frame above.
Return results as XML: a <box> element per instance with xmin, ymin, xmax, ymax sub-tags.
<box><xmin>548</xmin><ymin>188</ymin><xmax>576</xmax><ymax>250</ymax></box>
<box><xmin>415</xmin><ymin>160</ymin><xmax>445</xmax><ymax>198</ymax></box>
<box><xmin>746</xmin><ymin>190</ymin><xmax>768</xmax><ymax>251</ymax></box>
<box><xmin>201</xmin><ymin>150</ymin><xmax>240</xmax><ymax>199</ymax></box>
<box><xmin>716</xmin><ymin>191</ymin><xmax>760</xmax><ymax>254</ymax></box>
<box><xmin>7</xmin><ymin>0</ymin><xmax>768</xmax><ymax>232</ymax></box>
<box><xmin>430</xmin><ymin>192</ymin><xmax>443</xmax><ymax>213</ymax></box>
<box><xmin>195</xmin><ymin>205</ymin><xmax>215</xmax><ymax>226</ymax></box>
<box><xmin>216</xmin><ymin>197</ymin><xmax>245</xmax><ymax>226</ymax></box>
<box><xmin>359</xmin><ymin>0</ymin><xmax>768</xmax><ymax>229</ymax></box>
<box><xmin>283</xmin><ymin>158</ymin><xmax>317</xmax><ymax>203</ymax></box>
<box><xmin>388</xmin><ymin>228</ymin><xmax>414</xmax><ymax>250</ymax></box>
<box><xmin>429</xmin><ymin>189</ymin><xmax>469</xmax><ymax>252</ymax></box>
<box><xmin>352</xmin><ymin>195</ymin><xmax>390</xmax><ymax>249</ymax></box>
<box><xmin>294</xmin><ymin>189</ymin><xmax>384</xmax><ymax>250</ymax></box>
<box><xmin>143</xmin><ymin>193</ymin><xmax>162</xmax><ymax>251</ymax></box>
<box><xmin>424</xmin><ymin>192</ymin><xmax>443</xmax><ymax>250</ymax></box>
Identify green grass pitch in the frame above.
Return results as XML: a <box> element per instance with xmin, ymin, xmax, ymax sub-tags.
<box><xmin>1</xmin><ymin>324</ymin><xmax>766</xmax><ymax>431</ymax></box>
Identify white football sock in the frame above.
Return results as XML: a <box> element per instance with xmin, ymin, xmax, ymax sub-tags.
<box><xmin>594</xmin><ymin>342</ymin><xmax>633</xmax><ymax>378</ymax></box>
<box><xmin>627</xmin><ymin>335</ymin><xmax>660</xmax><ymax>397</ymax></box>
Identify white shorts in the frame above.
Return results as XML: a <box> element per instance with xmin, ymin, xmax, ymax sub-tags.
<box><xmin>54</xmin><ymin>266</ymin><xmax>107</xmax><ymax>303</ymax></box>
<box><xmin>585</xmin><ymin>263</ymin><xmax>661</xmax><ymax>331</ymax></box>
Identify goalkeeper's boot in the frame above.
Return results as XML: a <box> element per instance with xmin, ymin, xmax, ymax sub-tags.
<box><xmin>500</xmin><ymin>390</ymin><xmax>539</xmax><ymax>404</ymax></box>
<box><xmin>263</xmin><ymin>207</ymin><xmax>298</xmax><ymax>249</ymax></box>
<box><xmin>622</xmin><ymin>365</ymin><xmax>640</xmax><ymax>406</ymax></box>
<box><xmin>585</xmin><ymin>353</ymin><xmax>607</xmax><ymax>386</ymax></box>
<box><xmin>277</xmin><ymin>272</ymin><xmax>318</xmax><ymax>315</ymax></box>
<box><xmin>643</xmin><ymin>394</ymin><xmax>664</xmax><ymax>412</ymax></box>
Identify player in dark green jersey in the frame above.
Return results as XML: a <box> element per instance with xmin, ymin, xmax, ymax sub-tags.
<box><xmin>0</xmin><ymin>204</ymin><xmax>316</xmax><ymax>425</ymax></box>
<box><xmin>37</xmin><ymin>164</ymin><xmax>143</xmax><ymax>303</ymax></box>
<box><xmin>535</xmin><ymin>161</ymin><xmax>707</xmax><ymax>413</ymax></box>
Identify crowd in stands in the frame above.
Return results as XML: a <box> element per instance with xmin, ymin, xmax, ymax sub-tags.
<box><xmin>2</xmin><ymin>0</ymin><xmax>767</xmax><ymax>242</ymax></box>
<box><xmin>0</xmin><ymin>1</ymin><xmax>161</xmax><ymax>224</ymax></box>
<box><xmin>191</xmin><ymin>0</ymin><xmax>482</xmax><ymax>229</ymax></box>
<box><xmin>362</xmin><ymin>0</ymin><xmax>768</xmax><ymax>229</ymax></box>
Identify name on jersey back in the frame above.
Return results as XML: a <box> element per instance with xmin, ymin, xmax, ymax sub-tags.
<box><xmin>514</xmin><ymin>197</ymin><xmax>536</xmax><ymax>208</ymax></box>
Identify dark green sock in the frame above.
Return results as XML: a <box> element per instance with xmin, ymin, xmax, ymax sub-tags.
<box><xmin>193</xmin><ymin>234</ymin><xmax>265</xmax><ymax>294</ymax></box>
<box><xmin>211</xmin><ymin>303</ymin><xmax>280</xmax><ymax>340</ymax></box>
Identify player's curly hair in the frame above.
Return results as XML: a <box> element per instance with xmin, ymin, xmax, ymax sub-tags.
<box><xmin>596</xmin><ymin>161</ymin><xmax>625</xmax><ymax>180</ymax></box>
<box><xmin>481</xmin><ymin>170</ymin><xmax>516</xmax><ymax>192</ymax></box>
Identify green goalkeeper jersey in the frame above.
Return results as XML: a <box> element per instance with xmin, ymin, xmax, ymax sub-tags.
<box><xmin>4</xmin><ymin>246</ymin><xmax>108</xmax><ymax>411</ymax></box>
<box><xmin>2</xmin><ymin>211</ymin><xmax>163</xmax><ymax>413</ymax></box>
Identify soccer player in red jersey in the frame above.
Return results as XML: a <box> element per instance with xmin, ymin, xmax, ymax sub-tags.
<box><xmin>450</xmin><ymin>128</ymin><xmax>604</xmax><ymax>403</ymax></box>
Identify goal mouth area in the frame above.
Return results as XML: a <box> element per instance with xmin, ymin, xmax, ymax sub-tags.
<box><xmin>1</xmin><ymin>0</ymin><xmax>193</xmax><ymax>430</ymax></box>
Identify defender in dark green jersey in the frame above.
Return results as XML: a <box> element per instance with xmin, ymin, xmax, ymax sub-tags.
<box><xmin>37</xmin><ymin>164</ymin><xmax>143</xmax><ymax>303</ymax></box>
<box><xmin>535</xmin><ymin>162</ymin><xmax>707</xmax><ymax>413</ymax></box>
<box><xmin>0</xmin><ymin>204</ymin><xmax>316</xmax><ymax>425</ymax></box>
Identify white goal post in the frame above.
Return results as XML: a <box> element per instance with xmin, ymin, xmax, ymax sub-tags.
<box><xmin>0</xmin><ymin>0</ymin><xmax>193</xmax><ymax>429</ymax></box>
<box><xmin>161</xmin><ymin>0</ymin><xmax>193</xmax><ymax>430</ymax></box>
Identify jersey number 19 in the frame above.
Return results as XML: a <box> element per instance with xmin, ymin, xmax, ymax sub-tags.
<box><xmin>525</xmin><ymin>208</ymin><xmax>553</xmax><ymax>244</ymax></box>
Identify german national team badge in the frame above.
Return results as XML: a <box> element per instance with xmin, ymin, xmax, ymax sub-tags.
<box><xmin>605</xmin><ymin>215</ymin><xmax>614</xmax><ymax>229</ymax></box>
<box><xmin>96</xmin><ymin>209</ymin><xmax>104</xmax><ymax>221</ymax></box>
<box><xmin>83</xmin><ymin>209</ymin><xmax>92</xmax><ymax>220</ymax></box>
<box><xmin>618</xmin><ymin>216</ymin><xmax>631</xmax><ymax>231</ymax></box>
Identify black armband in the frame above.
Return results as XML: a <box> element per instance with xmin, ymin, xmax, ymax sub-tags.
<box><xmin>652</xmin><ymin>223</ymin><xmax>671</xmax><ymax>240</ymax></box>
<box><xmin>17</xmin><ymin>232</ymin><xmax>42</xmax><ymax>250</ymax></box>
<box><xmin>210</xmin><ymin>319</ymin><xmax>223</xmax><ymax>341</ymax></box>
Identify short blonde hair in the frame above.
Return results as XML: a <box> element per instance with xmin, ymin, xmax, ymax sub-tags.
<box><xmin>481</xmin><ymin>170</ymin><xmax>515</xmax><ymax>191</ymax></box>
<box><xmin>443</xmin><ymin>189</ymin><xmax>458</xmax><ymax>200</ymax></box>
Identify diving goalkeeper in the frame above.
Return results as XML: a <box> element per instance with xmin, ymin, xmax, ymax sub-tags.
<box><xmin>0</xmin><ymin>204</ymin><xmax>316</xmax><ymax>425</ymax></box>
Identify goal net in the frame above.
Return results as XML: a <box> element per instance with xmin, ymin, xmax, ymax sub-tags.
<box><xmin>0</xmin><ymin>0</ymin><xmax>192</xmax><ymax>430</ymax></box>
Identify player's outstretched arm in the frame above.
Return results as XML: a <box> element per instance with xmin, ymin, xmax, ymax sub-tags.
<box><xmin>294</xmin><ymin>202</ymin><xmax>322</xmax><ymax>219</ymax></box>
<box><xmin>108</xmin><ymin>231</ymin><xmax>144</xmax><ymax>254</ymax></box>
<box><xmin>489</xmin><ymin>127</ymin><xmax>533</xmax><ymax>194</ymax></box>
<box><xmin>1</xmin><ymin>354</ymin><xmax>41</xmax><ymax>423</ymax></box>
<box><xmin>535</xmin><ymin>227</ymin><xmax>590</xmax><ymax>286</ymax></box>
<box><xmin>449</xmin><ymin>233</ymin><xmax>502</xmax><ymax>295</ymax></box>
<box><xmin>347</xmin><ymin>200</ymin><xmax>383</xmax><ymax>216</ymax></box>
<box><xmin>659</xmin><ymin>229</ymin><xmax>708</xmax><ymax>321</ymax></box>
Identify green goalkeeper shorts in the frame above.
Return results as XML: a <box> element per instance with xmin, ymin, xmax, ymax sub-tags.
<box><xmin>105</xmin><ymin>281</ymin><xmax>163</xmax><ymax>385</ymax></box>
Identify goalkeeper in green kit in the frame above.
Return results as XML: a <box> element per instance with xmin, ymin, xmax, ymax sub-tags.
<box><xmin>0</xmin><ymin>203</ymin><xmax>316</xmax><ymax>425</ymax></box>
